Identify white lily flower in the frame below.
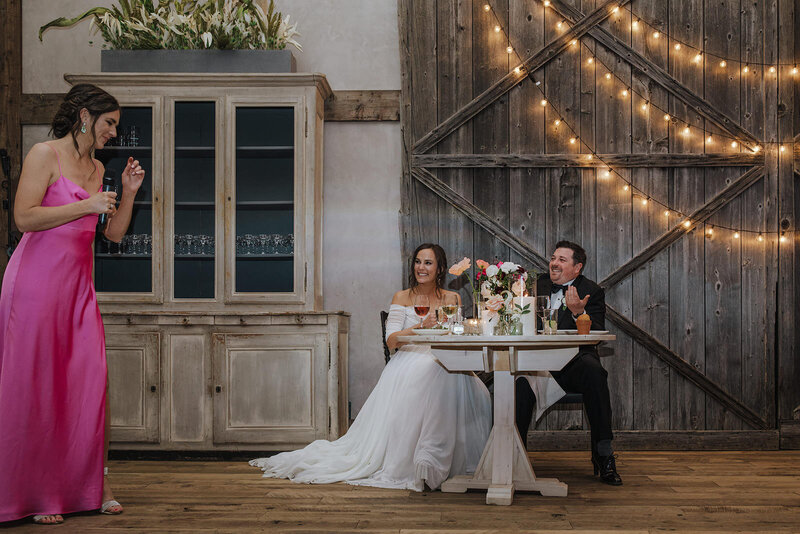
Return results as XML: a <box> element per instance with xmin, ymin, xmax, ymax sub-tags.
<box><xmin>200</xmin><ymin>31</ymin><xmax>213</xmax><ymax>48</ymax></box>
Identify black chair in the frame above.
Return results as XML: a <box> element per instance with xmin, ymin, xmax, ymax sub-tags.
<box><xmin>380</xmin><ymin>310</ymin><xmax>393</xmax><ymax>364</ymax></box>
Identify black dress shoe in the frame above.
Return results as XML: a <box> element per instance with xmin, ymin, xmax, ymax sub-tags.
<box><xmin>592</xmin><ymin>453</ymin><xmax>623</xmax><ymax>486</ymax></box>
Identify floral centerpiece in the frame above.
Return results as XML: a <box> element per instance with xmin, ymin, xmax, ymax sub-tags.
<box><xmin>449</xmin><ymin>257</ymin><xmax>536</xmax><ymax>335</ymax></box>
<box><xmin>39</xmin><ymin>0</ymin><xmax>301</xmax><ymax>51</ymax></box>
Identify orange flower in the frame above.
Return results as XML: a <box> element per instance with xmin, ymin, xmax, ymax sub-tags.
<box><xmin>476</xmin><ymin>259</ymin><xmax>489</xmax><ymax>270</ymax></box>
<box><xmin>448</xmin><ymin>257</ymin><xmax>471</xmax><ymax>276</ymax></box>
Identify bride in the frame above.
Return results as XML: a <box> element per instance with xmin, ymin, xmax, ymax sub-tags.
<box><xmin>251</xmin><ymin>243</ymin><xmax>492</xmax><ymax>491</ymax></box>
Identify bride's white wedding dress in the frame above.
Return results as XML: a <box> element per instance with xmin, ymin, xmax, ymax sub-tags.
<box><xmin>250</xmin><ymin>304</ymin><xmax>492</xmax><ymax>491</ymax></box>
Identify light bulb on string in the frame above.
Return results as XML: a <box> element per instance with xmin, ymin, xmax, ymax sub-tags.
<box><xmin>753</xmin><ymin>145</ymin><xmax>761</xmax><ymax>153</ymax></box>
<box><xmin>734</xmin><ymin>232</ymin><xmax>740</xmax><ymax>239</ymax></box>
<box><xmin>664</xmin><ymin>210</ymin><xmax>670</xmax><ymax>217</ymax></box>
<box><xmin>693</xmin><ymin>53</ymin><xmax>702</xmax><ymax>63</ymax></box>
<box><xmin>757</xmin><ymin>233</ymin><xmax>764</xmax><ymax>242</ymax></box>
<box><xmin>569</xmin><ymin>137</ymin><xmax>577</xmax><ymax>145</ymax></box>
<box><xmin>719</xmin><ymin>60</ymin><xmax>727</xmax><ymax>68</ymax></box>
<box><xmin>731</xmin><ymin>141</ymin><xmax>738</xmax><ymax>148</ymax></box>
<box><xmin>769</xmin><ymin>66</ymin><xmax>776</xmax><ymax>73</ymax></box>
<box><xmin>483</xmin><ymin>4</ymin><xmax>491</xmax><ymax>11</ymax></box>
<box><xmin>554</xmin><ymin>118</ymin><xmax>561</xmax><ymax>126</ymax></box>
<box><xmin>632</xmin><ymin>20</ymin><xmax>639</xmax><ymax>30</ymax></box>
<box><xmin>674</xmin><ymin>43</ymin><xmax>681</xmax><ymax>50</ymax></box>
<box><xmin>682</xmin><ymin>126</ymin><xmax>690</xmax><ymax>136</ymax></box>
<box><xmin>641</xmin><ymin>197</ymin><xmax>649</xmax><ymax>206</ymax></box>
<box><xmin>652</xmin><ymin>31</ymin><xmax>660</xmax><ymax>39</ymax></box>
<box><xmin>603</xmin><ymin>169</ymin><xmax>611</xmax><ymax>178</ymax></box>
<box><xmin>540</xmin><ymin>99</ymin><xmax>548</xmax><ymax>106</ymax></box>
<box><xmin>586</xmin><ymin>154</ymin><xmax>593</xmax><ymax>161</ymax></box>
<box><xmin>612</xmin><ymin>6</ymin><xmax>619</xmax><ymax>13</ymax></box>
<box><xmin>780</xmin><ymin>232</ymin><xmax>787</xmax><ymax>243</ymax></box>
<box><xmin>792</xmin><ymin>66</ymin><xmax>798</xmax><ymax>76</ymax></box>
<box><xmin>605</xmin><ymin>72</ymin><xmax>612</xmax><ymax>80</ymax></box>
<box><xmin>683</xmin><ymin>220</ymin><xmax>691</xmax><ymax>228</ymax></box>
<box><xmin>621</xmin><ymin>89</ymin><xmax>629</xmax><ymax>97</ymax></box>
<box><xmin>556</xmin><ymin>21</ymin><xmax>564</xmax><ymax>29</ymax></box>
<box><xmin>706</xmin><ymin>135</ymin><xmax>713</xmax><ymax>144</ymax></box>
<box><xmin>780</xmin><ymin>145</ymin><xmax>786</xmax><ymax>152</ymax></box>
<box><xmin>641</xmin><ymin>102</ymin><xmax>648</xmax><ymax>111</ymax></box>
<box><xmin>587</xmin><ymin>57</ymin><xmax>594</xmax><ymax>65</ymax></box>
<box><xmin>514</xmin><ymin>66</ymin><xmax>522</xmax><ymax>74</ymax></box>
<box><xmin>706</xmin><ymin>226</ymin><xmax>714</xmax><ymax>236</ymax></box>
<box><xmin>507</xmin><ymin>46</ymin><xmax>514</xmax><ymax>54</ymax></box>
<box><xmin>571</xmin><ymin>39</ymin><xmax>578</xmax><ymax>46</ymax></box>
<box><xmin>743</xmin><ymin>64</ymin><xmax>750</xmax><ymax>74</ymax></box>
<box><xmin>663</xmin><ymin>114</ymin><xmax>671</xmax><ymax>121</ymax></box>
<box><xmin>622</xmin><ymin>184</ymin><xmax>630</xmax><ymax>191</ymax></box>
<box><xmin>544</xmin><ymin>0</ymin><xmax>551</xmax><ymax>5</ymax></box>
<box><xmin>494</xmin><ymin>25</ymin><xmax>501</xmax><ymax>33</ymax></box>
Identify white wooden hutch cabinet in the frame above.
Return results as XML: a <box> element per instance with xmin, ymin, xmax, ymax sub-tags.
<box><xmin>65</xmin><ymin>73</ymin><xmax>348</xmax><ymax>451</ymax></box>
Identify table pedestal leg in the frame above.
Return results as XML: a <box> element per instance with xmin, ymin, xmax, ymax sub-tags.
<box><xmin>441</xmin><ymin>350</ymin><xmax>568</xmax><ymax>504</ymax></box>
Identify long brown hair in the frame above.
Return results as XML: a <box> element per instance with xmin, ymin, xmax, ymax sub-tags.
<box><xmin>51</xmin><ymin>83</ymin><xmax>120</xmax><ymax>156</ymax></box>
<box><xmin>408</xmin><ymin>243</ymin><xmax>447</xmax><ymax>295</ymax></box>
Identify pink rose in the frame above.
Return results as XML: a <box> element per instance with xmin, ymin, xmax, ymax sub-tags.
<box><xmin>485</xmin><ymin>294</ymin><xmax>504</xmax><ymax>311</ymax></box>
<box><xmin>512</xmin><ymin>278</ymin><xmax>525</xmax><ymax>297</ymax></box>
<box><xmin>448</xmin><ymin>257</ymin><xmax>471</xmax><ymax>276</ymax></box>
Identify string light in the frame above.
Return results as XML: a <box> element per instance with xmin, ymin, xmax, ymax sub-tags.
<box><xmin>706</xmin><ymin>135</ymin><xmax>713</xmax><ymax>144</ymax></box>
<box><xmin>753</xmin><ymin>145</ymin><xmax>761</xmax><ymax>153</ymax></box>
<box><xmin>743</xmin><ymin>65</ymin><xmax>749</xmax><ymax>73</ymax></box>
<box><xmin>483</xmin><ymin>3</ymin><xmax>491</xmax><ymax>11</ymax></box>
<box><xmin>612</xmin><ymin>6</ymin><xmax>619</xmax><ymax>13</ymax></box>
<box><xmin>731</xmin><ymin>141</ymin><xmax>738</xmax><ymax>148</ymax></box>
<box><xmin>479</xmin><ymin>7</ymin><xmax>785</xmax><ymax>241</ymax></box>
<box><xmin>570</xmin><ymin>39</ymin><xmax>578</xmax><ymax>46</ymax></box>
<box><xmin>556</xmin><ymin>21</ymin><xmax>564</xmax><ymax>29</ymax></box>
<box><xmin>652</xmin><ymin>31</ymin><xmax>660</xmax><ymax>39</ymax></box>
<box><xmin>769</xmin><ymin>66</ymin><xmax>776</xmax><ymax>73</ymax></box>
<box><xmin>674</xmin><ymin>43</ymin><xmax>681</xmax><ymax>50</ymax></box>
<box><xmin>780</xmin><ymin>232</ymin><xmax>787</xmax><ymax>243</ymax></box>
<box><xmin>792</xmin><ymin>66</ymin><xmax>798</xmax><ymax>76</ymax></box>
<box><xmin>693</xmin><ymin>53</ymin><xmax>702</xmax><ymax>63</ymax></box>
<box><xmin>780</xmin><ymin>144</ymin><xmax>786</xmax><ymax>152</ymax></box>
<box><xmin>706</xmin><ymin>226</ymin><xmax>714</xmax><ymax>236</ymax></box>
<box><xmin>719</xmin><ymin>60</ymin><xmax>727</xmax><ymax>68</ymax></box>
<box><xmin>757</xmin><ymin>233</ymin><xmax>764</xmax><ymax>242</ymax></box>
<box><xmin>632</xmin><ymin>20</ymin><xmax>639</xmax><ymax>30</ymax></box>
<box><xmin>682</xmin><ymin>126</ymin><xmax>690</xmax><ymax>136</ymax></box>
<box><xmin>543</xmin><ymin>0</ymin><xmax>551</xmax><ymax>6</ymax></box>
<box><xmin>621</xmin><ymin>89</ymin><xmax>629</xmax><ymax>97</ymax></box>
<box><xmin>734</xmin><ymin>232</ymin><xmax>740</xmax><ymax>239</ymax></box>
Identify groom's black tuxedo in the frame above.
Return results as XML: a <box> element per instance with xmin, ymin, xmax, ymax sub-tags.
<box><xmin>516</xmin><ymin>273</ymin><xmax>614</xmax><ymax>450</ymax></box>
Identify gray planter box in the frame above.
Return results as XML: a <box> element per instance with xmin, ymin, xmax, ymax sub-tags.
<box><xmin>101</xmin><ymin>49</ymin><xmax>296</xmax><ymax>73</ymax></box>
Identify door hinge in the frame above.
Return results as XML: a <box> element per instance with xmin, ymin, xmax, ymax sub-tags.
<box><xmin>304</xmin><ymin>112</ymin><xmax>308</xmax><ymax>138</ymax></box>
<box><xmin>304</xmin><ymin>262</ymin><xmax>308</xmax><ymax>292</ymax></box>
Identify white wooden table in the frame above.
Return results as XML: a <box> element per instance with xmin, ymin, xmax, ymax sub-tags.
<box><xmin>396</xmin><ymin>333</ymin><xmax>615</xmax><ymax>505</ymax></box>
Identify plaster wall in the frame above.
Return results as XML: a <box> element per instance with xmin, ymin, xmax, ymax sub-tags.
<box><xmin>22</xmin><ymin>0</ymin><xmax>403</xmax><ymax>414</ymax></box>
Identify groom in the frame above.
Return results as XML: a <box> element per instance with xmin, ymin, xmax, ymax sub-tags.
<box><xmin>515</xmin><ymin>240</ymin><xmax>622</xmax><ymax>485</ymax></box>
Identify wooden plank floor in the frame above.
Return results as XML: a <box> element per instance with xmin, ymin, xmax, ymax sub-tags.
<box><xmin>3</xmin><ymin>451</ymin><xmax>799</xmax><ymax>532</ymax></box>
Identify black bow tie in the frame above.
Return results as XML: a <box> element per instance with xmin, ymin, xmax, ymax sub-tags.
<box><xmin>551</xmin><ymin>283</ymin><xmax>569</xmax><ymax>294</ymax></box>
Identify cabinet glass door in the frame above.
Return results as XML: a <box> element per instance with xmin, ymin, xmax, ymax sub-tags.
<box><xmin>94</xmin><ymin>105</ymin><xmax>153</xmax><ymax>293</ymax></box>
<box><xmin>234</xmin><ymin>106</ymin><xmax>294</xmax><ymax>293</ymax></box>
<box><xmin>173</xmin><ymin>101</ymin><xmax>216</xmax><ymax>299</ymax></box>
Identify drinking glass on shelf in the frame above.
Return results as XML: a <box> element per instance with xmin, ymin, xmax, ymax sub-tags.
<box><xmin>285</xmin><ymin>234</ymin><xmax>294</xmax><ymax>254</ymax></box>
<box><xmin>413</xmin><ymin>293</ymin><xmax>430</xmax><ymax>327</ymax></box>
<box><xmin>129</xmin><ymin>126</ymin><xmax>139</xmax><ymax>147</ymax></box>
<box><xmin>143</xmin><ymin>234</ymin><xmax>152</xmax><ymax>255</ymax></box>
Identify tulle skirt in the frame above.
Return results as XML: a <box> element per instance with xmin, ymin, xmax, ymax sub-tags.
<box><xmin>250</xmin><ymin>345</ymin><xmax>492</xmax><ymax>491</ymax></box>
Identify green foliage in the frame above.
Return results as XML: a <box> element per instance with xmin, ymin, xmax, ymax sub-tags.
<box><xmin>39</xmin><ymin>0</ymin><xmax>301</xmax><ymax>51</ymax></box>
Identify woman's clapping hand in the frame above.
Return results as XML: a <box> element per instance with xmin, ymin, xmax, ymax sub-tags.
<box><xmin>121</xmin><ymin>157</ymin><xmax>145</xmax><ymax>192</ymax></box>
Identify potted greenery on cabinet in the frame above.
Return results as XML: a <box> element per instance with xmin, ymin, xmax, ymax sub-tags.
<box><xmin>39</xmin><ymin>0</ymin><xmax>301</xmax><ymax>72</ymax></box>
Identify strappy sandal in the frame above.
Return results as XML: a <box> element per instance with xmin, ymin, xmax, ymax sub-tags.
<box><xmin>101</xmin><ymin>467</ymin><xmax>123</xmax><ymax>515</ymax></box>
<box><xmin>32</xmin><ymin>514</ymin><xmax>63</xmax><ymax>524</ymax></box>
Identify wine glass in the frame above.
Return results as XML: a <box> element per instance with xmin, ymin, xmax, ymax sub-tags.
<box><xmin>439</xmin><ymin>293</ymin><xmax>459</xmax><ymax>327</ymax></box>
<box><xmin>413</xmin><ymin>293</ymin><xmax>430</xmax><ymax>327</ymax></box>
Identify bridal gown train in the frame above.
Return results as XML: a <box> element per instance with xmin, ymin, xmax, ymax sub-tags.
<box><xmin>250</xmin><ymin>304</ymin><xmax>492</xmax><ymax>491</ymax></box>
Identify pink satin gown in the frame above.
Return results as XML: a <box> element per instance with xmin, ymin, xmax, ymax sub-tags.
<box><xmin>0</xmin><ymin>153</ymin><xmax>106</xmax><ymax>522</ymax></box>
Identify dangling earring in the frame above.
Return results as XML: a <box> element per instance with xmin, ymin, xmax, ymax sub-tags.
<box><xmin>80</xmin><ymin>122</ymin><xmax>87</xmax><ymax>134</ymax></box>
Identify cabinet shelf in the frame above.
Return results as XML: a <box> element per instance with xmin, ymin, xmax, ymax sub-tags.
<box><xmin>98</xmin><ymin>146</ymin><xmax>152</xmax><ymax>152</ymax></box>
<box><xmin>236</xmin><ymin>201</ymin><xmax>293</xmax><ymax>209</ymax></box>
<box><xmin>175</xmin><ymin>147</ymin><xmax>215</xmax><ymax>157</ymax></box>
<box><xmin>175</xmin><ymin>254</ymin><xmax>215</xmax><ymax>259</ymax></box>
<box><xmin>236</xmin><ymin>254</ymin><xmax>294</xmax><ymax>260</ymax></box>
<box><xmin>175</xmin><ymin>201</ymin><xmax>215</xmax><ymax>207</ymax></box>
<box><xmin>96</xmin><ymin>253</ymin><xmax>152</xmax><ymax>258</ymax></box>
<box><xmin>236</xmin><ymin>146</ymin><xmax>294</xmax><ymax>158</ymax></box>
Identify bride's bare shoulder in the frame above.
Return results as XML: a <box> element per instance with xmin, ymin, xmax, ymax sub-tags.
<box><xmin>391</xmin><ymin>289</ymin><xmax>412</xmax><ymax>306</ymax></box>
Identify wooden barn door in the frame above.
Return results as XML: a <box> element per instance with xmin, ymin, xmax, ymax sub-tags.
<box><xmin>399</xmin><ymin>0</ymin><xmax>800</xmax><ymax>448</ymax></box>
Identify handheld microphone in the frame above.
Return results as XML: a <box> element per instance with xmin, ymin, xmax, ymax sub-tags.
<box><xmin>98</xmin><ymin>171</ymin><xmax>116</xmax><ymax>229</ymax></box>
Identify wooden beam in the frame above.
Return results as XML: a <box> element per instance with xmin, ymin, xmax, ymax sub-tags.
<box><xmin>600</xmin><ymin>166</ymin><xmax>765</xmax><ymax>289</ymax></box>
<box><xmin>414</xmin><ymin>153</ymin><xmax>764</xmax><ymax>168</ymax></box>
<box><xmin>324</xmin><ymin>90</ymin><xmax>399</xmax><ymax>121</ymax></box>
<box><xmin>411</xmin><ymin>0</ymin><xmax>632</xmax><ymax>155</ymax></box>
<box><xmin>526</xmin><ymin>430</ymin><xmax>779</xmax><ymax>450</ymax></box>
<box><xmin>411</xmin><ymin>167</ymin><xmax>549</xmax><ymax>271</ymax></box>
<box><xmin>605</xmin><ymin>306</ymin><xmax>769</xmax><ymax>430</ymax></box>
<box><xmin>548</xmin><ymin>0</ymin><xmax>762</xmax><ymax>149</ymax></box>
<box><xmin>21</xmin><ymin>91</ymin><xmax>401</xmax><ymax>124</ymax></box>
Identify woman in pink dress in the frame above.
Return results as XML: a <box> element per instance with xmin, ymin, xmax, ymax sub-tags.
<box><xmin>0</xmin><ymin>84</ymin><xmax>144</xmax><ymax>525</ymax></box>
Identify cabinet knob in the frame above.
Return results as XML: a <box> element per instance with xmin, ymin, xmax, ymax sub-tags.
<box><xmin>215</xmin><ymin>385</ymin><xmax>222</xmax><ymax>393</ymax></box>
<box><xmin>150</xmin><ymin>385</ymin><xmax>157</xmax><ymax>393</ymax></box>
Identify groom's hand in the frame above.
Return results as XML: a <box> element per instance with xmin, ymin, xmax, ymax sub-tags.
<box><xmin>565</xmin><ymin>286</ymin><xmax>590</xmax><ymax>316</ymax></box>
<box><xmin>419</xmin><ymin>314</ymin><xmax>437</xmax><ymax>329</ymax></box>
